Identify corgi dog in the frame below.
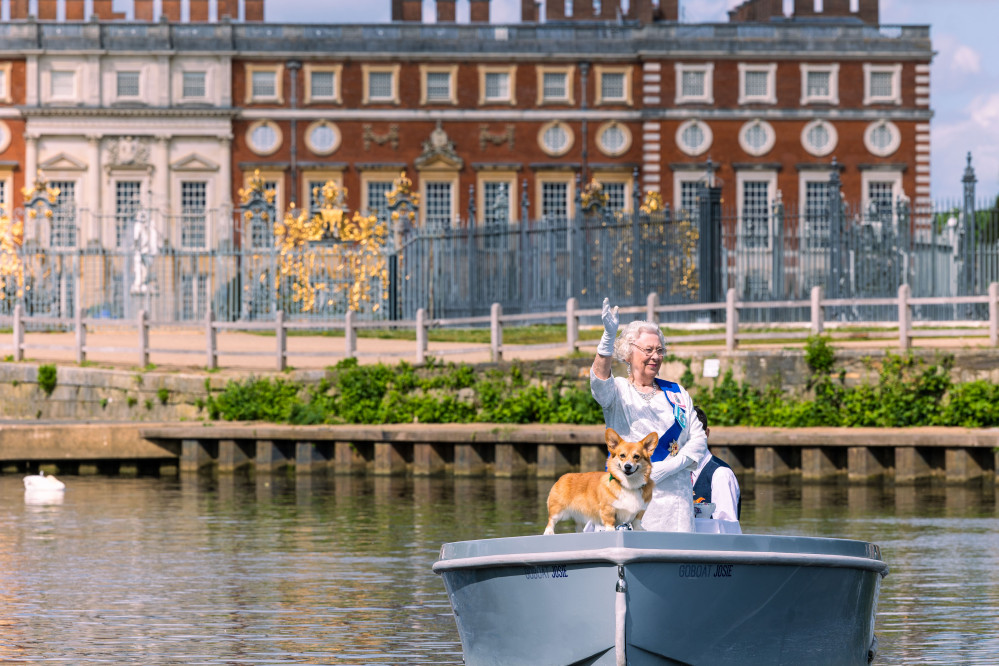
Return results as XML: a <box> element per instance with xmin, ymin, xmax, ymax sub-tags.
<box><xmin>543</xmin><ymin>429</ymin><xmax>658</xmax><ymax>534</ymax></box>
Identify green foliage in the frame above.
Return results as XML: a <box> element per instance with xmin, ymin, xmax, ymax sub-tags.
<box><xmin>804</xmin><ymin>335</ymin><xmax>836</xmax><ymax>376</ymax></box>
<box><xmin>126</xmin><ymin>396</ymin><xmax>137</xmax><ymax>408</ymax></box>
<box><xmin>144</xmin><ymin>399</ymin><xmax>154</xmax><ymax>410</ymax></box>
<box><xmin>204</xmin><ymin>358</ymin><xmax>604</xmax><ymax>426</ymax></box>
<box><xmin>157</xmin><ymin>388</ymin><xmax>170</xmax><ymax>405</ymax></box>
<box><xmin>37</xmin><ymin>364</ymin><xmax>57</xmax><ymax>396</ymax></box>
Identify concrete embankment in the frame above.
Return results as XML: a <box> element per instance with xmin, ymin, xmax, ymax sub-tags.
<box><xmin>3</xmin><ymin>421</ymin><xmax>996</xmax><ymax>486</ymax></box>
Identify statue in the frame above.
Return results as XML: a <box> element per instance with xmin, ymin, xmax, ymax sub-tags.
<box><xmin>131</xmin><ymin>210</ymin><xmax>159</xmax><ymax>295</ymax></box>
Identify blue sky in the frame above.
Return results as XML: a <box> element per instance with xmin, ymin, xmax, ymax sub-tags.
<box><xmin>265</xmin><ymin>0</ymin><xmax>999</xmax><ymax>203</ymax></box>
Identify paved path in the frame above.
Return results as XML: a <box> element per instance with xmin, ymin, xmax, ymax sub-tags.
<box><xmin>5</xmin><ymin>326</ymin><xmax>995</xmax><ymax>372</ymax></box>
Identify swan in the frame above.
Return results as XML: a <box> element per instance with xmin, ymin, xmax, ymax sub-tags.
<box><xmin>23</xmin><ymin>470</ymin><xmax>66</xmax><ymax>492</ymax></box>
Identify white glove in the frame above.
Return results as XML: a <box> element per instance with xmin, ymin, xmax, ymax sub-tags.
<box><xmin>597</xmin><ymin>297</ymin><xmax>619</xmax><ymax>357</ymax></box>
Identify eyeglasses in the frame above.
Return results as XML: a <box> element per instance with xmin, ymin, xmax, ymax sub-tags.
<box><xmin>630</xmin><ymin>343</ymin><xmax>665</xmax><ymax>357</ymax></box>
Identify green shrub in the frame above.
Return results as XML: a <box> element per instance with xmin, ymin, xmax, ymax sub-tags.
<box><xmin>157</xmin><ymin>388</ymin><xmax>170</xmax><ymax>405</ymax></box>
<box><xmin>37</xmin><ymin>364</ymin><xmax>57</xmax><ymax>396</ymax></box>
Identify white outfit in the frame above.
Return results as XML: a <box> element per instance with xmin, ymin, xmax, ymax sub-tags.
<box><xmin>590</xmin><ymin>371</ymin><xmax>707</xmax><ymax>533</ymax></box>
<box><xmin>691</xmin><ymin>451</ymin><xmax>741</xmax><ymax>522</ymax></box>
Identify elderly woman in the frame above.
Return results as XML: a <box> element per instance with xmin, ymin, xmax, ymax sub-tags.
<box><xmin>590</xmin><ymin>298</ymin><xmax>707</xmax><ymax>532</ymax></box>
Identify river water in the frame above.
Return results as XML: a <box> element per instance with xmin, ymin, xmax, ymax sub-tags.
<box><xmin>3</xmin><ymin>473</ymin><xmax>997</xmax><ymax>665</ymax></box>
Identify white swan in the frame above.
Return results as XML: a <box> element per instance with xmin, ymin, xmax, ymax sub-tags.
<box><xmin>23</xmin><ymin>470</ymin><xmax>66</xmax><ymax>492</ymax></box>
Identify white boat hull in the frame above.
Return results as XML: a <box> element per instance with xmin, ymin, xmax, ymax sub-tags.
<box><xmin>433</xmin><ymin>531</ymin><xmax>887</xmax><ymax>665</ymax></box>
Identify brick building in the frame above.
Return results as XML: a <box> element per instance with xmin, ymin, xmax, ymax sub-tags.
<box><xmin>0</xmin><ymin>0</ymin><xmax>931</xmax><ymax>252</ymax></box>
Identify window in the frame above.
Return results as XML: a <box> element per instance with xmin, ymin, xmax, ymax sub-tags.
<box><xmin>51</xmin><ymin>71</ymin><xmax>75</xmax><ymax>98</ymax></box>
<box><xmin>596</xmin><ymin>121</ymin><xmax>631</xmax><ymax>157</ymax></box>
<box><xmin>305</xmin><ymin>120</ymin><xmax>340</xmax><ymax>156</ymax></box>
<box><xmin>301</xmin><ymin>171</ymin><xmax>343</xmax><ymax>215</ymax></box>
<box><xmin>482</xmin><ymin>181</ymin><xmax>512</xmax><ymax>225</ymax></box>
<box><xmin>800</xmin><ymin>64</ymin><xmax>839</xmax><ymax>105</ymax></box>
<box><xmin>541</xmin><ymin>181</ymin><xmax>569</xmax><ymax>222</ymax></box>
<box><xmin>244</xmin><ymin>64</ymin><xmax>284</xmax><ymax>103</ymax></box>
<box><xmin>180</xmin><ymin>273</ymin><xmax>208</xmax><ymax>320</ymax></box>
<box><xmin>675</xmin><ymin>119</ymin><xmax>712</xmax><ymax>157</ymax></box>
<box><xmin>479</xmin><ymin>65</ymin><xmax>516</xmax><ymax>105</ymax></box>
<box><xmin>738</xmin><ymin>119</ymin><xmax>776</xmax><ymax>157</ymax></box>
<box><xmin>0</xmin><ymin>180</ymin><xmax>6</xmax><ymax>216</ymax></box>
<box><xmin>674</xmin><ymin>63</ymin><xmax>714</xmax><ymax>104</ymax></box>
<box><xmin>801</xmin><ymin>120</ymin><xmax>838</xmax><ymax>157</ymax></box>
<box><xmin>49</xmin><ymin>181</ymin><xmax>77</xmax><ymax>248</ymax></box>
<box><xmin>738</xmin><ymin>63</ymin><xmax>777</xmax><ymax>105</ymax></box>
<box><xmin>115</xmin><ymin>181</ymin><xmax>142</xmax><ymax>249</ymax></box>
<box><xmin>420</xmin><ymin>65</ymin><xmax>457</xmax><ymax>105</ymax></box>
<box><xmin>538</xmin><ymin>121</ymin><xmax>574</xmax><ymax>157</ymax></box>
<box><xmin>246</xmin><ymin>120</ymin><xmax>282</xmax><ymax>156</ymax></box>
<box><xmin>304</xmin><ymin>64</ymin><xmax>342</xmax><ymax>104</ymax></box>
<box><xmin>863</xmin><ymin>64</ymin><xmax>902</xmax><ymax>105</ymax></box>
<box><xmin>182</xmin><ymin>71</ymin><xmax>206</xmax><ymax>99</ymax></box>
<box><xmin>864</xmin><ymin>120</ymin><xmax>901</xmax><ymax>157</ymax></box>
<box><xmin>363</xmin><ymin>178</ymin><xmax>395</xmax><ymax>224</ymax></box>
<box><xmin>362</xmin><ymin>65</ymin><xmax>400</xmax><ymax>104</ymax></box>
<box><xmin>800</xmin><ymin>173</ymin><xmax>834</xmax><ymax>249</ymax></box>
<box><xmin>673</xmin><ymin>171</ymin><xmax>710</xmax><ymax>221</ymax></box>
<box><xmin>424</xmin><ymin>181</ymin><xmax>453</xmax><ymax>227</ymax></box>
<box><xmin>862</xmin><ymin>172</ymin><xmax>902</xmax><ymax>223</ymax></box>
<box><xmin>590</xmin><ymin>173</ymin><xmax>633</xmax><ymax>214</ymax></box>
<box><xmin>736</xmin><ymin>171</ymin><xmax>776</xmax><ymax>250</ymax></box>
<box><xmin>536</xmin><ymin>65</ymin><xmax>574</xmax><ymax>104</ymax></box>
<box><xmin>594</xmin><ymin>65</ymin><xmax>631</xmax><ymax>105</ymax></box>
<box><xmin>116</xmin><ymin>71</ymin><xmax>140</xmax><ymax>98</ymax></box>
<box><xmin>250</xmin><ymin>178</ymin><xmax>278</xmax><ymax>249</ymax></box>
<box><xmin>180</xmin><ymin>181</ymin><xmax>207</xmax><ymax>249</ymax></box>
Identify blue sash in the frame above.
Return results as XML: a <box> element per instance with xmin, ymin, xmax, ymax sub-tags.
<box><xmin>651</xmin><ymin>378</ymin><xmax>686</xmax><ymax>462</ymax></box>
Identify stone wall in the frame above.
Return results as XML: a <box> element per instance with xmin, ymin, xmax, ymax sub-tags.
<box><xmin>1</xmin><ymin>347</ymin><xmax>997</xmax><ymax>422</ymax></box>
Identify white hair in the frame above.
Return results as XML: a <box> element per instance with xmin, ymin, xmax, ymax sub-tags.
<box><xmin>613</xmin><ymin>320</ymin><xmax>668</xmax><ymax>363</ymax></box>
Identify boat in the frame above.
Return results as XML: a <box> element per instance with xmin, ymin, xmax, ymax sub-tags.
<box><xmin>433</xmin><ymin>528</ymin><xmax>888</xmax><ymax>665</ymax></box>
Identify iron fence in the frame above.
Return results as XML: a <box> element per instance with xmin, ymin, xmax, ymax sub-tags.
<box><xmin>3</xmin><ymin>168</ymin><xmax>998</xmax><ymax>328</ymax></box>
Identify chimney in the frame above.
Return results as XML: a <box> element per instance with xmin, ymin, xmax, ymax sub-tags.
<box><xmin>857</xmin><ymin>0</ymin><xmax>879</xmax><ymax>24</ymax></box>
<box><xmin>244</xmin><ymin>0</ymin><xmax>264</xmax><ymax>21</ymax></box>
<box><xmin>793</xmin><ymin>0</ymin><xmax>816</xmax><ymax>18</ymax></box>
<box><xmin>436</xmin><ymin>0</ymin><xmax>456</xmax><ymax>22</ymax></box>
<box><xmin>217</xmin><ymin>0</ymin><xmax>238</xmax><ymax>20</ymax></box>
<box><xmin>628</xmin><ymin>0</ymin><xmax>653</xmax><ymax>24</ymax></box>
<box><xmin>38</xmin><ymin>0</ymin><xmax>56</xmax><ymax>19</ymax></box>
<box><xmin>658</xmin><ymin>0</ymin><xmax>678</xmax><ymax>21</ymax></box>
<box><xmin>572</xmin><ymin>0</ymin><xmax>592</xmax><ymax>19</ymax></box>
<box><xmin>91</xmin><ymin>0</ymin><xmax>126</xmax><ymax>19</ymax></box>
<box><xmin>402</xmin><ymin>0</ymin><xmax>422</xmax><ymax>21</ymax></box>
<box><xmin>470</xmin><ymin>0</ymin><xmax>490</xmax><ymax>23</ymax></box>
<box><xmin>823</xmin><ymin>0</ymin><xmax>850</xmax><ymax>14</ymax></box>
<box><xmin>545</xmin><ymin>0</ymin><xmax>565</xmax><ymax>21</ymax></box>
<box><xmin>160</xmin><ymin>0</ymin><xmax>181</xmax><ymax>21</ymax></box>
<box><xmin>521</xmin><ymin>0</ymin><xmax>538</xmax><ymax>21</ymax></box>
<box><xmin>189</xmin><ymin>0</ymin><xmax>209</xmax><ymax>21</ymax></box>
<box><xmin>65</xmin><ymin>0</ymin><xmax>85</xmax><ymax>19</ymax></box>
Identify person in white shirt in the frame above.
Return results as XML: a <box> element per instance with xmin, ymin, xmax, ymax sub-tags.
<box><xmin>690</xmin><ymin>405</ymin><xmax>741</xmax><ymax>522</ymax></box>
<box><xmin>589</xmin><ymin>298</ymin><xmax>707</xmax><ymax>532</ymax></box>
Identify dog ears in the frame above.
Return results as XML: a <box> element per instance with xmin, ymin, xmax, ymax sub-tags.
<box><xmin>605</xmin><ymin>428</ymin><xmax>622</xmax><ymax>451</ymax></box>
<box><xmin>642</xmin><ymin>432</ymin><xmax>658</xmax><ymax>455</ymax></box>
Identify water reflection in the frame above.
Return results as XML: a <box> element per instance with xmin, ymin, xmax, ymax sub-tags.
<box><xmin>0</xmin><ymin>474</ymin><xmax>995</xmax><ymax>664</ymax></box>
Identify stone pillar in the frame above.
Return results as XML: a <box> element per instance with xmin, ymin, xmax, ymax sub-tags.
<box><xmin>895</xmin><ymin>446</ymin><xmax>932</xmax><ymax>484</ymax></box>
<box><xmin>255</xmin><ymin>439</ymin><xmax>291</xmax><ymax>473</ymax></box>
<box><xmin>755</xmin><ymin>446</ymin><xmax>792</xmax><ymax>482</ymax></box>
<box><xmin>334</xmin><ymin>441</ymin><xmax>368</xmax><ymax>475</ymax></box>
<box><xmin>153</xmin><ymin>135</ymin><xmax>170</xmax><ymax>239</ymax></box>
<box><xmin>946</xmin><ymin>448</ymin><xmax>986</xmax><ymax>484</ymax></box>
<box><xmin>374</xmin><ymin>441</ymin><xmax>408</xmax><ymax>476</ymax></box>
<box><xmin>87</xmin><ymin>135</ymin><xmax>102</xmax><ymax>245</ymax></box>
<box><xmin>537</xmin><ymin>444</ymin><xmax>573</xmax><ymax>478</ymax></box>
<box><xmin>218</xmin><ymin>439</ymin><xmax>252</xmax><ymax>473</ymax></box>
<box><xmin>495</xmin><ymin>443</ymin><xmax>530</xmax><ymax>477</ymax></box>
<box><xmin>218</xmin><ymin>133</ymin><xmax>233</xmax><ymax>246</ymax></box>
<box><xmin>414</xmin><ymin>442</ymin><xmax>448</xmax><ymax>476</ymax></box>
<box><xmin>181</xmin><ymin>439</ymin><xmax>214</xmax><ymax>473</ymax></box>
<box><xmin>848</xmin><ymin>446</ymin><xmax>888</xmax><ymax>484</ymax></box>
<box><xmin>454</xmin><ymin>443</ymin><xmax>488</xmax><ymax>476</ymax></box>
<box><xmin>802</xmin><ymin>447</ymin><xmax>842</xmax><ymax>482</ymax></box>
<box><xmin>295</xmin><ymin>441</ymin><xmax>330</xmax><ymax>474</ymax></box>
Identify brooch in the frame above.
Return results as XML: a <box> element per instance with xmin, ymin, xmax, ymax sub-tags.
<box><xmin>668</xmin><ymin>440</ymin><xmax>679</xmax><ymax>457</ymax></box>
<box><xmin>674</xmin><ymin>404</ymin><xmax>687</xmax><ymax>429</ymax></box>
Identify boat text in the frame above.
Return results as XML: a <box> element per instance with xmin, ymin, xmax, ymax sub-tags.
<box><xmin>524</xmin><ymin>564</ymin><xmax>569</xmax><ymax>580</ymax></box>
<box><xmin>678</xmin><ymin>564</ymin><xmax>734</xmax><ymax>578</ymax></box>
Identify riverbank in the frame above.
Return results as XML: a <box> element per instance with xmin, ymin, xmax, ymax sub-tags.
<box><xmin>3</xmin><ymin>421</ymin><xmax>996</xmax><ymax>485</ymax></box>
